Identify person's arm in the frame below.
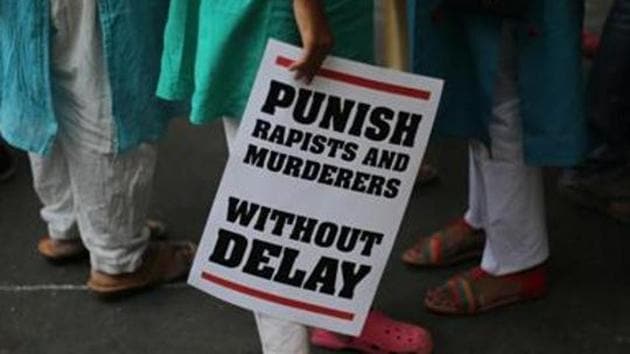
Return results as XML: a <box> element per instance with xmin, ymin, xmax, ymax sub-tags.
<box><xmin>290</xmin><ymin>0</ymin><xmax>334</xmax><ymax>84</ymax></box>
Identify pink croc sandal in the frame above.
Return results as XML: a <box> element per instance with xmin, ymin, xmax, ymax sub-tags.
<box><xmin>310</xmin><ymin>310</ymin><xmax>433</xmax><ymax>354</ymax></box>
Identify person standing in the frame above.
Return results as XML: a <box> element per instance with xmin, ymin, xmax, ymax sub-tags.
<box><xmin>0</xmin><ymin>1</ymin><xmax>195</xmax><ymax>296</ymax></box>
<box><xmin>403</xmin><ymin>0</ymin><xmax>589</xmax><ymax>315</ymax></box>
<box><xmin>157</xmin><ymin>1</ymin><xmax>433</xmax><ymax>353</ymax></box>
<box><xmin>560</xmin><ymin>0</ymin><xmax>630</xmax><ymax>223</ymax></box>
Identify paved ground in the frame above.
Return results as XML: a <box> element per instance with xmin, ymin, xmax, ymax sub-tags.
<box><xmin>1</xmin><ymin>2</ymin><xmax>628</xmax><ymax>354</ymax></box>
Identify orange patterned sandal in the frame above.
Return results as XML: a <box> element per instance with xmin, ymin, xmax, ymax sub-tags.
<box><xmin>424</xmin><ymin>265</ymin><xmax>548</xmax><ymax>315</ymax></box>
<box><xmin>401</xmin><ymin>218</ymin><xmax>485</xmax><ymax>267</ymax></box>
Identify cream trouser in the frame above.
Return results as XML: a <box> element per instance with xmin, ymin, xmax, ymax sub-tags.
<box><xmin>464</xmin><ymin>24</ymin><xmax>549</xmax><ymax>276</ymax></box>
<box><xmin>29</xmin><ymin>136</ymin><xmax>156</xmax><ymax>274</ymax></box>
<box><xmin>29</xmin><ymin>0</ymin><xmax>157</xmax><ymax>274</ymax></box>
<box><xmin>222</xmin><ymin>118</ymin><xmax>310</xmax><ymax>354</ymax></box>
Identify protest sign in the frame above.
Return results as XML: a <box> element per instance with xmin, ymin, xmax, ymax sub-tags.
<box><xmin>189</xmin><ymin>39</ymin><xmax>443</xmax><ymax>335</ymax></box>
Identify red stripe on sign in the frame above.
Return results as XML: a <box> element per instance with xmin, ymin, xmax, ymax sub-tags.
<box><xmin>275</xmin><ymin>56</ymin><xmax>432</xmax><ymax>101</ymax></box>
<box><xmin>201</xmin><ymin>271</ymin><xmax>355</xmax><ymax>321</ymax></box>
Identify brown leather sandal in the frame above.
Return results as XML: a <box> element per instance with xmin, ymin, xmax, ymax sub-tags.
<box><xmin>37</xmin><ymin>236</ymin><xmax>88</xmax><ymax>263</ymax></box>
<box><xmin>401</xmin><ymin>218</ymin><xmax>485</xmax><ymax>267</ymax></box>
<box><xmin>37</xmin><ymin>220</ymin><xmax>169</xmax><ymax>263</ymax></box>
<box><xmin>87</xmin><ymin>240</ymin><xmax>196</xmax><ymax>298</ymax></box>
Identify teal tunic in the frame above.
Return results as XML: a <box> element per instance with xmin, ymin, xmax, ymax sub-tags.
<box><xmin>157</xmin><ymin>0</ymin><xmax>374</xmax><ymax>124</ymax></box>
<box><xmin>0</xmin><ymin>1</ymin><xmax>174</xmax><ymax>155</ymax></box>
<box><xmin>409</xmin><ymin>0</ymin><xmax>589</xmax><ymax>166</ymax></box>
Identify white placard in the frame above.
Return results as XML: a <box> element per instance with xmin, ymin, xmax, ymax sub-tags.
<box><xmin>189</xmin><ymin>39</ymin><xmax>443</xmax><ymax>335</ymax></box>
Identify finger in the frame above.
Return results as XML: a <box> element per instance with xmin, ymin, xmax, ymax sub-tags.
<box><xmin>289</xmin><ymin>50</ymin><xmax>316</xmax><ymax>80</ymax></box>
<box><xmin>289</xmin><ymin>60</ymin><xmax>316</xmax><ymax>83</ymax></box>
<box><xmin>303</xmin><ymin>70</ymin><xmax>314</xmax><ymax>85</ymax></box>
<box><xmin>288</xmin><ymin>61</ymin><xmax>308</xmax><ymax>81</ymax></box>
<box><xmin>298</xmin><ymin>54</ymin><xmax>325</xmax><ymax>83</ymax></box>
<box><xmin>289</xmin><ymin>42</ymin><xmax>330</xmax><ymax>84</ymax></box>
<box><xmin>289</xmin><ymin>43</ymin><xmax>316</xmax><ymax>70</ymax></box>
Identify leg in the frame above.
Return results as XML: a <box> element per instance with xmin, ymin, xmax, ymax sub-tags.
<box><xmin>588</xmin><ymin>0</ymin><xmax>630</xmax><ymax>157</ymax></box>
<box><xmin>63</xmin><ymin>139</ymin><xmax>156</xmax><ymax>274</ymax></box>
<box><xmin>255</xmin><ymin>313</ymin><xmax>310</xmax><ymax>354</ymax></box>
<box><xmin>44</xmin><ymin>0</ymin><xmax>192</xmax><ymax>290</ymax></box>
<box><xmin>30</xmin><ymin>140</ymin><xmax>89</xmax><ymax>261</ymax></box>
<box><xmin>559</xmin><ymin>0</ymin><xmax>630</xmax><ymax>221</ymax></box>
<box><xmin>28</xmin><ymin>141</ymin><xmax>79</xmax><ymax>241</ymax></box>
<box><xmin>424</xmin><ymin>108</ymin><xmax>549</xmax><ymax>313</ymax></box>
<box><xmin>476</xmin><ymin>23</ymin><xmax>548</xmax><ymax>275</ymax></box>
<box><xmin>401</xmin><ymin>146</ymin><xmax>485</xmax><ymax>267</ymax></box>
<box><xmin>424</xmin><ymin>24</ymin><xmax>548</xmax><ymax>315</ymax></box>
<box><xmin>473</xmin><ymin>101</ymin><xmax>548</xmax><ymax>276</ymax></box>
<box><xmin>222</xmin><ymin>117</ymin><xmax>310</xmax><ymax>354</ymax></box>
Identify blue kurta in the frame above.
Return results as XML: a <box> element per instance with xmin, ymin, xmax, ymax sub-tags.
<box><xmin>409</xmin><ymin>0</ymin><xmax>590</xmax><ymax>166</ymax></box>
<box><xmin>0</xmin><ymin>1</ymin><xmax>174</xmax><ymax>155</ymax></box>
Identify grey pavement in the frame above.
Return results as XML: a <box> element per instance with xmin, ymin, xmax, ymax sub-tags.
<box><xmin>2</xmin><ymin>2</ymin><xmax>629</xmax><ymax>353</ymax></box>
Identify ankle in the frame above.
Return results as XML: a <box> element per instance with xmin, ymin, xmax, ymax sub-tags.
<box><xmin>482</xmin><ymin>264</ymin><xmax>548</xmax><ymax>297</ymax></box>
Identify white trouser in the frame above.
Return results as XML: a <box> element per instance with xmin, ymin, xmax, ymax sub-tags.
<box><xmin>464</xmin><ymin>23</ymin><xmax>549</xmax><ymax>276</ymax></box>
<box><xmin>222</xmin><ymin>118</ymin><xmax>310</xmax><ymax>354</ymax></box>
<box><xmin>30</xmin><ymin>0</ymin><xmax>156</xmax><ymax>274</ymax></box>
<box><xmin>29</xmin><ymin>135</ymin><xmax>156</xmax><ymax>274</ymax></box>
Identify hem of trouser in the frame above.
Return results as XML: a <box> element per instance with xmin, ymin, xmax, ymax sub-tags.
<box><xmin>481</xmin><ymin>254</ymin><xmax>549</xmax><ymax>276</ymax></box>
<box><xmin>90</xmin><ymin>251</ymin><xmax>145</xmax><ymax>275</ymax></box>
<box><xmin>48</xmin><ymin>225</ymin><xmax>80</xmax><ymax>241</ymax></box>
<box><xmin>464</xmin><ymin>209</ymin><xmax>483</xmax><ymax>230</ymax></box>
<box><xmin>89</xmin><ymin>234</ymin><xmax>148</xmax><ymax>275</ymax></box>
<box><xmin>260</xmin><ymin>346</ymin><xmax>310</xmax><ymax>354</ymax></box>
<box><xmin>254</xmin><ymin>312</ymin><xmax>310</xmax><ymax>354</ymax></box>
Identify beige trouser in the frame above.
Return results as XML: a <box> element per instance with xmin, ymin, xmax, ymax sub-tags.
<box><xmin>30</xmin><ymin>0</ymin><xmax>157</xmax><ymax>275</ymax></box>
<box><xmin>29</xmin><ymin>136</ymin><xmax>156</xmax><ymax>274</ymax></box>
